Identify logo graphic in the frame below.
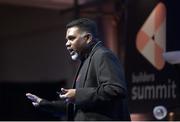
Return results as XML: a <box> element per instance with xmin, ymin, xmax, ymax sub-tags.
<box><xmin>136</xmin><ymin>2</ymin><xmax>166</xmax><ymax>70</ymax></box>
<box><xmin>153</xmin><ymin>105</ymin><xmax>167</xmax><ymax>120</ymax></box>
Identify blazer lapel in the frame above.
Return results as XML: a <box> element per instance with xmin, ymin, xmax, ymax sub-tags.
<box><xmin>78</xmin><ymin>57</ymin><xmax>91</xmax><ymax>88</ymax></box>
<box><xmin>80</xmin><ymin>42</ymin><xmax>102</xmax><ymax>87</ymax></box>
<box><xmin>72</xmin><ymin>62</ymin><xmax>83</xmax><ymax>88</ymax></box>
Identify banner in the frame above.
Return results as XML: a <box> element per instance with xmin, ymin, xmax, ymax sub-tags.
<box><xmin>125</xmin><ymin>0</ymin><xmax>180</xmax><ymax>115</ymax></box>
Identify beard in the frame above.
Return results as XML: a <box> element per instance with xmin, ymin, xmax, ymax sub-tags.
<box><xmin>70</xmin><ymin>50</ymin><xmax>79</xmax><ymax>61</ymax></box>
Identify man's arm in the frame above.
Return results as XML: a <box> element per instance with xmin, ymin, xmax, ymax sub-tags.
<box><xmin>26</xmin><ymin>93</ymin><xmax>66</xmax><ymax>115</ymax></box>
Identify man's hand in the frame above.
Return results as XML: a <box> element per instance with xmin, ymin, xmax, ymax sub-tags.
<box><xmin>59</xmin><ymin>88</ymin><xmax>76</xmax><ymax>103</ymax></box>
<box><xmin>26</xmin><ymin>93</ymin><xmax>42</xmax><ymax>107</ymax></box>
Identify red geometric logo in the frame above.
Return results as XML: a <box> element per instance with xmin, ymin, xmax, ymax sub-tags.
<box><xmin>136</xmin><ymin>2</ymin><xmax>166</xmax><ymax>70</ymax></box>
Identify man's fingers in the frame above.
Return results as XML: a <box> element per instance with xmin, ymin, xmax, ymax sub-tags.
<box><xmin>26</xmin><ymin>93</ymin><xmax>33</xmax><ymax>97</ymax></box>
<box><xmin>61</xmin><ymin>88</ymin><xmax>68</xmax><ymax>93</ymax></box>
<box><xmin>26</xmin><ymin>93</ymin><xmax>42</xmax><ymax>107</ymax></box>
<box><xmin>59</xmin><ymin>94</ymin><xmax>67</xmax><ymax>99</ymax></box>
<box><xmin>26</xmin><ymin>93</ymin><xmax>37</xmax><ymax>100</ymax></box>
<box><xmin>25</xmin><ymin>93</ymin><xmax>41</xmax><ymax>103</ymax></box>
<box><xmin>32</xmin><ymin>102</ymin><xmax>39</xmax><ymax>107</ymax></box>
<box><xmin>59</xmin><ymin>94</ymin><xmax>69</xmax><ymax>103</ymax></box>
<box><xmin>26</xmin><ymin>93</ymin><xmax>36</xmax><ymax>98</ymax></box>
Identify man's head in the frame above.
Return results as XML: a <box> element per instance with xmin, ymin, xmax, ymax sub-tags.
<box><xmin>65</xmin><ymin>18</ymin><xmax>98</xmax><ymax>60</ymax></box>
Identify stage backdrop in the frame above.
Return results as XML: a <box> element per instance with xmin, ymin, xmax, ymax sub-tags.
<box><xmin>0</xmin><ymin>5</ymin><xmax>77</xmax><ymax>84</ymax></box>
<box><xmin>125</xmin><ymin>0</ymin><xmax>180</xmax><ymax>118</ymax></box>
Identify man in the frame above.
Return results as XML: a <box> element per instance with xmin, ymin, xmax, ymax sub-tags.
<box><xmin>26</xmin><ymin>18</ymin><xmax>130</xmax><ymax>120</ymax></box>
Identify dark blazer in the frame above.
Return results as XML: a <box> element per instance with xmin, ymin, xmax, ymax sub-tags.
<box><xmin>73</xmin><ymin>42</ymin><xmax>130</xmax><ymax>120</ymax></box>
<box><xmin>39</xmin><ymin>41</ymin><xmax>130</xmax><ymax>121</ymax></box>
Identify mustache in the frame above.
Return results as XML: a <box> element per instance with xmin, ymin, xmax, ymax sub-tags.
<box><xmin>67</xmin><ymin>47</ymin><xmax>79</xmax><ymax>54</ymax></box>
<box><xmin>67</xmin><ymin>48</ymin><xmax>78</xmax><ymax>56</ymax></box>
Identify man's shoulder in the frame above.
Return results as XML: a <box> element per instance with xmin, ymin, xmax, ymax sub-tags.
<box><xmin>94</xmin><ymin>45</ymin><xmax>114</xmax><ymax>57</ymax></box>
<box><xmin>94</xmin><ymin>44</ymin><xmax>122</xmax><ymax>61</ymax></box>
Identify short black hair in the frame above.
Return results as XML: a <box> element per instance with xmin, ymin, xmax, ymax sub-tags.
<box><xmin>66</xmin><ymin>18</ymin><xmax>98</xmax><ymax>38</ymax></box>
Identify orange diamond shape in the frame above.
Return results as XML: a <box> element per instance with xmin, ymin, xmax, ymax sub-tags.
<box><xmin>136</xmin><ymin>2</ymin><xmax>166</xmax><ymax>70</ymax></box>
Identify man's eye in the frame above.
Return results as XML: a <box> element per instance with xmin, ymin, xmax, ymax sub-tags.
<box><xmin>68</xmin><ymin>36</ymin><xmax>75</xmax><ymax>40</ymax></box>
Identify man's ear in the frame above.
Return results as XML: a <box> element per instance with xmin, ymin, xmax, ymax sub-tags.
<box><xmin>85</xmin><ymin>33</ymin><xmax>92</xmax><ymax>44</ymax></box>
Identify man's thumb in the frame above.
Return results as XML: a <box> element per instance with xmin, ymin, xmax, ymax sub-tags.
<box><xmin>61</xmin><ymin>88</ymin><xmax>68</xmax><ymax>93</ymax></box>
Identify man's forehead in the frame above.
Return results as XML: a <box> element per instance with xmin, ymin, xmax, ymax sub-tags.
<box><xmin>66</xmin><ymin>27</ymin><xmax>80</xmax><ymax>36</ymax></box>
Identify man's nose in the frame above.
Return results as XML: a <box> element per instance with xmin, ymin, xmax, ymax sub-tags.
<box><xmin>66</xmin><ymin>40</ymin><xmax>70</xmax><ymax>47</ymax></box>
